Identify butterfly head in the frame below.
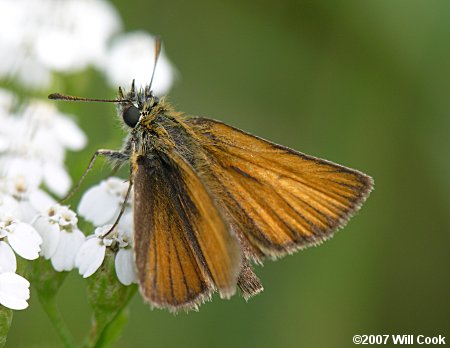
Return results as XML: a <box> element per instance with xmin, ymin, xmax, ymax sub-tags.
<box><xmin>117</xmin><ymin>79</ymin><xmax>159</xmax><ymax>129</ymax></box>
<box><xmin>48</xmin><ymin>38</ymin><xmax>164</xmax><ymax>130</ymax></box>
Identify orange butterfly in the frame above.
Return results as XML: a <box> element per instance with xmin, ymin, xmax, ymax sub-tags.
<box><xmin>49</xmin><ymin>39</ymin><xmax>373</xmax><ymax>311</ymax></box>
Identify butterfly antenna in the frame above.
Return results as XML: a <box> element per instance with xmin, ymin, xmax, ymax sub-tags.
<box><xmin>48</xmin><ymin>93</ymin><xmax>130</xmax><ymax>104</ymax></box>
<box><xmin>148</xmin><ymin>37</ymin><xmax>162</xmax><ymax>91</ymax></box>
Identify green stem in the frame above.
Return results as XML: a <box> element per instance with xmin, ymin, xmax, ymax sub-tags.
<box><xmin>83</xmin><ymin>286</ymin><xmax>137</xmax><ymax>348</ymax></box>
<box><xmin>40</xmin><ymin>297</ymin><xmax>76</xmax><ymax>348</ymax></box>
<box><xmin>0</xmin><ymin>307</ymin><xmax>13</xmax><ymax>348</ymax></box>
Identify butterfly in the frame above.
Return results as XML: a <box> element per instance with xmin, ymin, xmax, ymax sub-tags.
<box><xmin>49</xmin><ymin>39</ymin><xmax>373</xmax><ymax>312</ymax></box>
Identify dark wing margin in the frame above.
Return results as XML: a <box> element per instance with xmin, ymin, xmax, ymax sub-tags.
<box><xmin>185</xmin><ymin>117</ymin><xmax>374</xmax><ymax>260</ymax></box>
<box><xmin>133</xmin><ymin>149</ymin><xmax>241</xmax><ymax>311</ymax></box>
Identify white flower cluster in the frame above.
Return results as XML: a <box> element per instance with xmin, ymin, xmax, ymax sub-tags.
<box><xmin>76</xmin><ymin>178</ymin><xmax>137</xmax><ymax>286</ymax></box>
<box><xmin>0</xmin><ymin>98</ymin><xmax>87</xmax><ymax>197</ymax></box>
<box><xmin>35</xmin><ymin>204</ymin><xmax>85</xmax><ymax>272</ymax></box>
<box><xmin>0</xmin><ymin>0</ymin><xmax>175</xmax><ymax>95</ymax></box>
<box><xmin>0</xmin><ymin>0</ymin><xmax>176</xmax><ymax>312</ymax></box>
<box><xmin>0</xmin><ymin>90</ymin><xmax>86</xmax><ymax>310</ymax></box>
<box><xmin>0</xmin><ymin>97</ymin><xmax>139</xmax><ymax>311</ymax></box>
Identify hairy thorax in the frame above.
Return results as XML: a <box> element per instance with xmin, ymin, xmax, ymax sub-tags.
<box><xmin>128</xmin><ymin>99</ymin><xmax>203</xmax><ymax>172</ymax></box>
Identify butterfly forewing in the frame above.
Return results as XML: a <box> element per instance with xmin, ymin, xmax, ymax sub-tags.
<box><xmin>185</xmin><ymin>117</ymin><xmax>373</xmax><ymax>259</ymax></box>
<box><xmin>133</xmin><ymin>149</ymin><xmax>241</xmax><ymax>310</ymax></box>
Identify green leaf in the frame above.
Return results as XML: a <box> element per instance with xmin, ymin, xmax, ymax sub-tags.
<box><xmin>0</xmin><ymin>306</ymin><xmax>12</xmax><ymax>348</ymax></box>
<box><xmin>84</xmin><ymin>250</ymin><xmax>137</xmax><ymax>348</ymax></box>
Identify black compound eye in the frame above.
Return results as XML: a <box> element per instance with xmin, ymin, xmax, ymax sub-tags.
<box><xmin>122</xmin><ymin>104</ymin><xmax>140</xmax><ymax>128</ymax></box>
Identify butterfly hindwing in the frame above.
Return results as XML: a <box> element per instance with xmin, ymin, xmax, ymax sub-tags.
<box><xmin>133</xmin><ymin>149</ymin><xmax>241</xmax><ymax>310</ymax></box>
<box><xmin>185</xmin><ymin>117</ymin><xmax>374</xmax><ymax>259</ymax></box>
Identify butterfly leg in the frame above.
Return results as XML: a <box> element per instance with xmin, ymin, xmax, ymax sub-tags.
<box><xmin>60</xmin><ymin>149</ymin><xmax>129</xmax><ymax>203</ymax></box>
<box><xmin>103</xmin><ymin>165</ymin><xmax>134</xmax><ymax>237</ymax></box>
<box><xmin>104</xmin><ymin>178</ymin><xmax>133</xmax><ymax>237</ymax></box>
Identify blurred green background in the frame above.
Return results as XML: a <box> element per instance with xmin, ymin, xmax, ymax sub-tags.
<box><xmin>8</xmin><ymin>0</ymin><xmax>450</xmax><ymax>347</ymax></box>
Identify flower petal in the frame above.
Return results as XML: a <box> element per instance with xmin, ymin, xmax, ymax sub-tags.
<box><xmin>78</xmin><ymin>185</ymin><xmax>119</xmax><ymax>226</ymax></box>
<box><xmin>1</xmin><ymin>157</ymin><xmax>43</xmax><ymax>189</ymax></box>
<box><xmin>43</xmin><ymin>162</ymin><xmax>71</xmax><ymax>197</ymax></box>
<box><xmin>0</xmin><ymin>272</ymin><xmax>30</xmax><ymax>310</ymax></box>
<box><xmin>115</xmin><ymin>248</ymin><xmax>137</xmax><ymax>286</ymax></box>
<box><xmin>29</xmin><ymin>189</ymin><xmax>55</xmax><ymax>214</ymax></box>
<box><xmin>75</xmin><ymin>237</ymin><xmax>106</xmax><ymax>278</ymax></box>
<box><xmin>0</xmin><ymin>195</ymin><xmax>20</xmax><ymax>217</ymax></box>
<box><xmin>51</xmin><ymin>229</ymin><xmax>85</xmax><ymax>272</ymax></box>
<box><xmin>53</xmin><ymin>116</ymin><xmax>87</xmax><ymax>151</ymax></box>
<box><xmin>7</xmin><ymin>222</ymin><xmax>42</xmax><ymax>260</ymax></box>
<box><xmin>0</xmin><ymin>241</ymin><xmax>16</xmax><ymax>273</ymax></box>
<box><xmin>34</xmin><ymin>0</ymin><xmax>121</xmax><ymax>72</ymax></box>
<box><xmin>117</xmin><ymin>210</ymin><xmax>133</xmax><ymax>238</ymax></box>
<box><xmin>33</xmin><ymin>217</ymin><xmax>60</xmax><ymax>259</ymax></box>
<box><xmin>103</xmin><ymin>31</ymin><xmax>175</xmax><ymax>96</ymax></box>
<box><xmin>16</xmin><ymin>200</ymin><xmax>39</xmax><ymax>224</ymax></box>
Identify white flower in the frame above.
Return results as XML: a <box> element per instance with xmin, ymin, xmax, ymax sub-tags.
<box><xmin>0</xmin><ymin>157</ymin><xmax>43</xmax><ymax>194</ymax></box>
<box><xmin>0</xmin><ymin>194</ymin><xmax>21</xmax><ymax>218</ymax></box>
<box><xmin>75</xmin><ymin>224</ymin><xmax>137</xmax><ymax>286</ymax></box>
<box><xmin>78</xmin><ymin>177</ymin><xmax>131</xmax><ymax>226</ymax></box>
<box><xmin>77</xmin><ymin>178</ymin><xmax>135</xmax><ymax>284</ymax></box>
<box><xmin>0</xmin><ymin>177</ymin><xmax>51</xmax><ymax>275</ymax></box>
<box><xmin>117</xmin><ymin>210</ymin><xmax>134</xmax><ymax>237</ymax></box>
<box><xmin>0</xmin><ymin>216</ymin><xmax>42</xmax><ymax>261</ymax></box>
<box><xmin>0</xmin><ymin>241</ymin><xmax>16</xmax><ymax>273</ymax></box>
<box><xmin>0</xmin><ymin>100</ymin><xmax>87</xmax><ymax>197</ymax></box>
<box><xmin>75</xmin><ymin>235</ymin><xmax>106</xmax><ymax>278</ymax></box>
<box><xmin>34</xmin><ymin>0</ymin><xmax>122</xmax><ymax>72</ymax></box>
<box><xmin>50</xmin><ymin>228</ymin><xmax>85</xmax><ymax>272</ymax></box>
<box><xmin>0</xmin><ymin>272</ymin><xmax>30</xmax><ymax>310</ymax></box>
<box><xmin>0</xmin><ymin>175</ymin><xmax>55</xmax><ymax>223</ymax></box>
<box><xmin>20</xmin><ymin>101</ymin><xmax>87</xmax><ymax>152</ymax></box>
<box><xmin>115</xmin><ymin>246</ymin><xmax>136</xmax><ymax>286</ymax></box>
<box><xmin>0</xmin><ymin>213</ymin><xmax>42</xmax><ymax>294</ymax></box>
<box><xmin>101</xmin><ymin>31</ymin><xmax>176</xmax><ymax>96</ymax></box>
<box><xmin>33</xmin><ymin>217</ymin><xmax>59</xmax><ymax>260</ymax></box>
<box><xmin>0</xmin><ymin>43</ymin><xmax>52</xmax><ymax>90</ymax></box>
<box><xmin>0</xmin><ymin>0</ymin><xmax>122</xmax><ymax>89</ymax></box>
<box><xmin>33</xmin><ymin>204</ymin><xmax>85</xmax><ymax>272</ymax></box>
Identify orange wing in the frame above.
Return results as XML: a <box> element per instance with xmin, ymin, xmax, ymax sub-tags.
<box><xmin>133</xmin><ymin>150</ymin><xmax>241</xmax><ymax>311</ymax></box>
<box><xmin>185</xmin><ymin>117</ymin><xmax>374</xmax><ymax>260</ymax></box>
